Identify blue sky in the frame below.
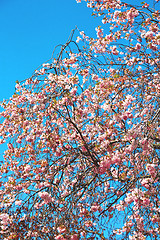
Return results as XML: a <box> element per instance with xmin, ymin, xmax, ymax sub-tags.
<box><xmin>0</xmin><ymin>0</ymin><xmax>102</xmax><ymax>101</ymax></box>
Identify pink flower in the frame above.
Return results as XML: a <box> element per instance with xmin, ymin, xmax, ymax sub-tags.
<box><xmin>38</xmin><ymin>192</ymin><xmax>52</xmax><ymax>203</ymax></box>
<box><xmin>110</xmin><ymin>46</ymin><xmax>119</xmax><ymax>55</ymax></box>
<box><xmin>113</xmin><ymin>10</ymin><xmax>121</xmax><ymax>19</ymax></box>
<box><xmin>70</xmin><ymin>234</ymin><xmax>79</xmax><ymax>240</ymax></box>
<box><xmin>70</xmin><ymin>87</ymin><xmax>77</xmax><ymax>95</ymax></box>
<box><xmin>24</xmin><ymin>164</ymin><xmax>31</xmax><ymax>172</ymax></box>
<box><xmin>84</xmin><ymin>220</ymin><xmax>93</xmax><ymax>227</ymax></box>
<box><xmin>142</xmin><ymin>198</ymin><xmax>150</xmax><ymax>206</ymax></box>
<box><xmin>99</xmin><ymin>158</ymin><xmax>111</xmax><ymax>174</ymax></box>
<box><xmin>91</xmin><ymin>204</ymin><xmax>99</xmax><ymax>212</ymax></box>
<box><xmin>57</xmin><ymin>226</ymin><xmax>66</xmax><ymax>233</ymax></box>
<box><xmin>145</xmin><ymin>31</ymin><xmax>154</xmax><ymax>39</ymax></box>
<box><xmin>126</xmin><ymin>9</ymin><xmax>139</xmax><ymax>21</ymax></box>
<box><xmin>135</xmin><ymin>43</ymin><xmax>141</xmax><ymax>50</ymax></box>
<box><xmin>15</xmin><ymin>200</ymin><xmax>22</xmax><ymax>206</ymax></box>
<box><xmin>0</xmin><ymin>139</ymin><xmax>5</xmax><ymax>144</ymax></box>
<box><xmin>122</xmin><ymin>114</ymin><xmax>128</xmax><ymax>120</ymax></box>
<box><xmin>76</xmin><ymin>36</ymin><xmax>81</xmax><ymax>43</ymax></box>
<box><xmin>0</xmin><ymin>213</ymin><xmax>10</xmax><ymax>226</ymax></box>
<box><xmin>146</xmin><ymin>164</ymin><xmax>157</xmax><ymax>177</ymax></box>
<box><xmin>16</xmin><ymin>138</ymin><xmax>22</xmax><ymax>144</ymax></box>
<box><xmin>55</xmin><ymin>235</ymin><xmax>66</xmax><ymax>240</ymax></box>
<box><xmin>95</xmin><ymin>27</ymin><xmax>104</xmax><ymax>38</ymax></box>
<box><xmin>34</xmin><ymin>203</ymin><xmax>40</xmax><ymax>209</ymax></box>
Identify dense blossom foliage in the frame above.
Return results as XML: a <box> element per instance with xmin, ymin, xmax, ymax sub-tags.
<box><xmin>0</xmin><ymin>0</ymin><xmax>160</xmax><ymax>239</ymax></box>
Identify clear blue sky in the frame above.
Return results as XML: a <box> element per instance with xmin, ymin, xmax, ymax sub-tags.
<box><xmin>0</xmin><ymin>0</ymin><xmax>102</xmax><ymax>101</ymax></box>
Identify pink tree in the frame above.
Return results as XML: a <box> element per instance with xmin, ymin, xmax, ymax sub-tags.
<box><xmin>0</xmin><ymin>0</ymin><xmax>159</xmax><ymax>239</ymax></box>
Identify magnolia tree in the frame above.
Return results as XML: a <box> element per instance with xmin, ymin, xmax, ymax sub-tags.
<box><xmin>0</xmin><ymin>0</ymin><xmax>160</xmax><ymax>239</ymax></box>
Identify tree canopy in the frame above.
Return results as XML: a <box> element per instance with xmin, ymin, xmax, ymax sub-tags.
<box><xmin>0</xmin><ymin>0</ymin><xmax>159</xmax><ymax>239</ymax></box>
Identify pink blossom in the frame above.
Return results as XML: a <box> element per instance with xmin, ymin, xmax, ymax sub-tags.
<box><xmin>38</xmin><ymin>192</ymin><xmax>52</xmax><ymax>203</ymax></box>
<box><xmin>0</xmin><ymin>139</ymin><xmax>5</xmax><ymax>144</ymax></box>
<box><xmin>24</xmin><ymin>164</ymin><xmax>31</xmax><ymax>172</ymax></box>
<box><xmin>91</xmin><ymin>204</ymin><xmax>99</xmax><ymax>212</ymax></box>
<box><xmin>57</xmin><ymin>226</ymin><xmax>66</xmax><ymax>233</ymax></box>
<box><xmin>0</xmin><ymin>213</ymin><xmax>10</xmax><ymax>226</ymax></box>
<box><xmin>113</xmin><ymin>10</ymin><xmax>121</xmax><ymax>19</ymax></box>
<box><xmin>84</xmin><ymin>220</ymin><xmax>93</xmax><ymax>227</ymax></box>
<box><xmin>99</xmin><ymin>158</ymin><xmax>111</xmax><ymax>174</ymax></box>
<box><xmin>15</xmin><ymin>200</ymin><xmax>22</xmax><ymax>206</ymax></box>
<box><xmin>70</xmin><ymin>234</ymin><xmax>79</xmax><ymax>240</ymax></box>
<box><xmin>55</xmin><ymin>235</ymin><xmax>66</xmax><ymax>240</ymax></box>
<box><xmin>70</xmin><ymin>87</ymin><xmax>77</xmax><ymax>95</ymax></box>
<box><xmin>34</xmin><ymin>203</ymin><xmax>40</xmax><ymax>209</ymax></box>
<box><xmin>110</xmin><ymin>45</ymin><xmax>119</xmax><ymax>55</ymax></box>
<box><xmin>146</xmin><ymin>164</ymin><xmax>157</xmax><ymax>177</ymax></box>
<box><xmin>145</xmin><ymin>31</ymin><xmax>154</xmax><ymax>39</ymax></box>
<box><xmin>135</xmin><ymin>43</ymin><xmax>141</xmax><ymax>50</ymax></box>
<box><xmin>76</xmin><ymin>36</ymin><xmax>81</xmax><ymax>43</ymax></box>
<box><xmin>95</xmin><ymin>27</ymin><xmax>104</xmax><ymax>38</ymax></box>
